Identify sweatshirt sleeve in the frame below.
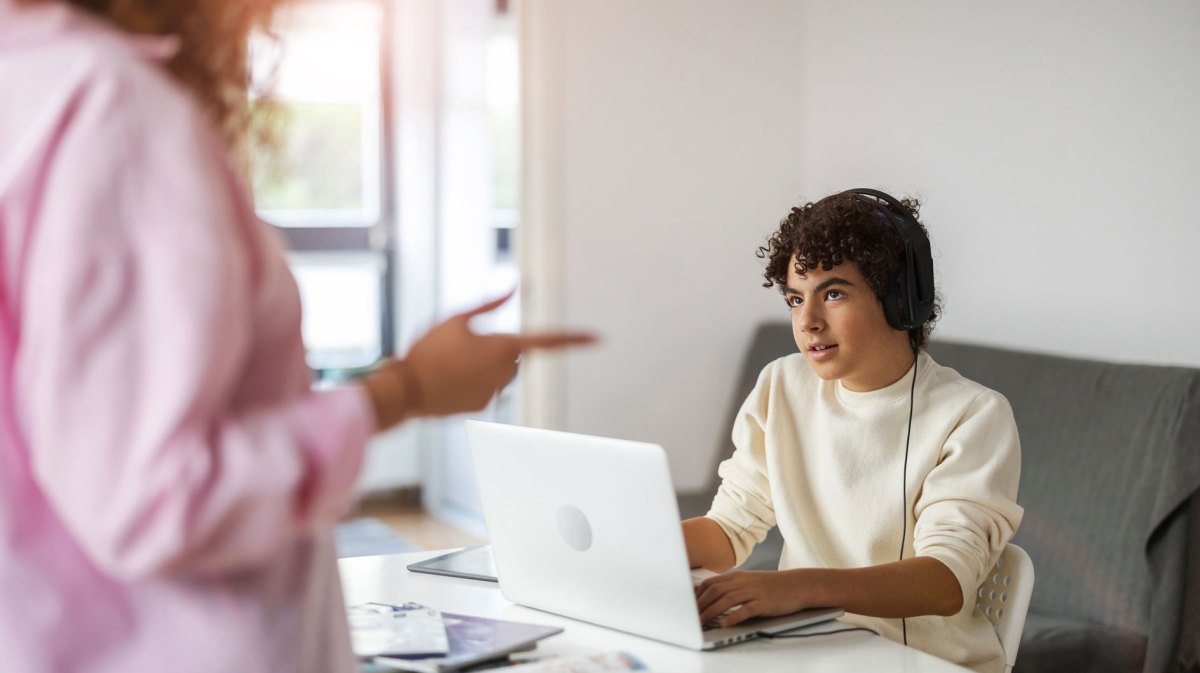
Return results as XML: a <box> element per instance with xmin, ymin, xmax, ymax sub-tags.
<box><xmin>912</xmin><ymin>388</ymin><xmax>1024</xmax><ymax>615</ymax></box>
<box><xmin>14</xmin><ymin>60</ymin><xmax>374</xmax><ymax>580</ymax></box>
<box><xmin>705</xmin><ymin>362</ymin><xmax>778</xmax><ymax>567</ymax></box>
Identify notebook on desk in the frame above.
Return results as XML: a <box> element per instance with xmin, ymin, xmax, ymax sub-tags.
<box><xmin>464</xmin><ymin>421</ymin><xmax>842</xmax><ymax>650</ymax></box>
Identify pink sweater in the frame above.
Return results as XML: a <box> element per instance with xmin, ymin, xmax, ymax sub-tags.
<box><xmin>0</xmin><ymin>2</ymin><xmax>375</xmax><ymax>671</ymax></box>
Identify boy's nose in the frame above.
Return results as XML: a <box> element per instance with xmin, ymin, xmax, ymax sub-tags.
<box><xmin>797</xmin><ymin>303</ymin><xmax>824</xmax><ymax>332</ymax></box>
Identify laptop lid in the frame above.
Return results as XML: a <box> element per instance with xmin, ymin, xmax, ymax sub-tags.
<box><xmin>465</xmin><ymin>421</ymin><xmax>841</xmax><ymax>650</ymax></box>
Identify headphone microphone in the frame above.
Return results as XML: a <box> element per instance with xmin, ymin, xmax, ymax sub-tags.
<box><xmin>839</xmin><ymin>188</ymin><xmax>936</xmax><ymax>647</ymax></box>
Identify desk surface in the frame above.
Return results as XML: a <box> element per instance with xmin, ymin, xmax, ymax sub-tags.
<box><xmin>340</xmin><ymin>550</ymin><xmax>973</xmax><ymax>673</ymax></box>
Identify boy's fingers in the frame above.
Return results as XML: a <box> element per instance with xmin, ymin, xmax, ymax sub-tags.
<box><xmin>700</xmin><ymin>593</ymin><xmax>742</xmax><ymax>625</ymax></box>
<box><xmin>695</xmin><ymin>581</ymin><xmax>730</xmax><ymax>613</ymax></box>
<box><xmin>719</xmin><ymin>603</ymin><xmax>756</xmax><ymax>628</ymax></box>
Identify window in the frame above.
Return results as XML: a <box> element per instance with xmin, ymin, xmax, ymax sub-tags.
<box><xmin>250</xmin><ymin>0</ymin><xmax>392</xmax><ymax>375</ymax></box>
<box><xmin>248</xmin><ymin>0</ymin><xmax>524</xmax><ymax>502</ymax></box>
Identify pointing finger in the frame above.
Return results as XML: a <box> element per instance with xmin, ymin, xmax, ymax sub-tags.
<box><xmin>510</xmin><ymin>332</ymin><xmax>598</xmax><ymax>350</ymax></box>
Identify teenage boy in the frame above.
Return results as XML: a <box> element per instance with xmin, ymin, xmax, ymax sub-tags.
<box><xmin>683</xmin><ymin>190</ymin><xmax>1022</xmax><ymax>673</ymax></box>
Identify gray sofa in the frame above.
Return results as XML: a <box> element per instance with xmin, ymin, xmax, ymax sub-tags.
<box><xmin>677</xmin><ymin>323</ymin><xmax>1200</xmax><ymax>673</ymax></box>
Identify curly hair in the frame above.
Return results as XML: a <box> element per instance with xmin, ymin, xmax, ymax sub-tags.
<box><xmin>756</xmin><ymin>192</ymin><xmax>941</xmax><ymax>348</ymax></box>
<box><xmin>20</xmin><ymin>0</ymin><xmax>286</xmax><ymax>156</ymax></box>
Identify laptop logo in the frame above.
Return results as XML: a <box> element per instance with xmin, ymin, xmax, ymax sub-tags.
<box><xmin>556</xmin><ymin>504</ymin><xmax>593</xmax><ymax>552</ymax></box>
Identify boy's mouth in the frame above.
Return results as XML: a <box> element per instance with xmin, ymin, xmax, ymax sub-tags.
<box><xmin>807</xmin><ymin>343</ymin><xmax>838</xmax><ymax>360</ymax></box>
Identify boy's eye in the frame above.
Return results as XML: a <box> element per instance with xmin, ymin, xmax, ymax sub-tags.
<box><xmin>786</xmin><ymin>296</ymin><xmax>803</xmax><ymax>308</ymax></box>
<box><xmin>826</xmin><ymin>290</ymin><xmax>846</xmax><ymax>300</ymax></box>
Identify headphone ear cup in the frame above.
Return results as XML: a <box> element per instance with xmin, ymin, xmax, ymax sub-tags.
<box><xmin>882</xmin><ymin>280</ymin><xmax>906</xmax><ymax>331</ymax></box>
<box><xmin>839</xmin><ymin>187</ymin><xmax>934</xmax><ymax>332</ymax></box>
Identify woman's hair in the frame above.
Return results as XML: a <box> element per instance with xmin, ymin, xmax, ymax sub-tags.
<box><xmin>24</xmin><ymin>0</ymin><xmax>286</xmax><ymax>153</ymax></box>
<box><xmin>755</xmin><ymin>192</ymin><xmax>942</xmax><ymax>348</ymax></box>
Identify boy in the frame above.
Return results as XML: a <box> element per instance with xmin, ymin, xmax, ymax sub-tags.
<box><xmin>683</xmin><ymin>189</ymin><xmax>1022</xmax><ymax>673</ymax></box>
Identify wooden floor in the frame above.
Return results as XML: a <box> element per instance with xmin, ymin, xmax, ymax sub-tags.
<box><xmin>354</xmin><ymin>491</ymin><xmax>485</xmax><ymax>551</ymax></box>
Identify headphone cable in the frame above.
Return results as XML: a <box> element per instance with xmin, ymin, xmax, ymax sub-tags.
<box><xmin>899</xmin><ymin>340</ymin><xmax>918</xmax><ymax>646</ymax></box>
<box><xmin>760</xmin><ymin>626</ymin><xmax>879</xmax><ymax>639</ymax></box>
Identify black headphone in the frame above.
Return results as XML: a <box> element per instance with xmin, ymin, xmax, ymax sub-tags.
<box><xmin>839</xmin><ymin>188</ymin><xmax>935</xmax><ymax>334</ymax></box>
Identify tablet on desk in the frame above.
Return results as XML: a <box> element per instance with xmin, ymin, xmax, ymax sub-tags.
<box><xmin>406</xmin><ymin>546</ymin><xmax>498</xmax><ymax>583</ymax></box>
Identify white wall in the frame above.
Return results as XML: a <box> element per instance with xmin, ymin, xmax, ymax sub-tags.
<box><xmin>522</xmin><ymin>0</ymin><xmax>1200</xmax><ymax>492</ymax></box>
<box><xmin>792</xmin><ymin>1</ymin><xmax>1200</xmax><ymax>366</ymax></box>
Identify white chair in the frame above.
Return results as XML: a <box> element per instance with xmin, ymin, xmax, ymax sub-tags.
<box><xmin>974</xmin><ymin>544</ymin><xmax>1035</xmax><ymax>673</ymax></box>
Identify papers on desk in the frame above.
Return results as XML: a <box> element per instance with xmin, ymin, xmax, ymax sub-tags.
<box><xmin>349</xmin><ymin>603</ymin><xmax>450</xmax><ymax>658</ymax></box>
<box><xmin>351</xmin><ymin>602</ymin><xmax>570</xmax><ymax>673</ymax></box>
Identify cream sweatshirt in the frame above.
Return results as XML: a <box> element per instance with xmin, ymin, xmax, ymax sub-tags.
<box><xmin>706</xmin><ymin>351</ymin><xmax>1023</xmax><ymax>673</ymax></box>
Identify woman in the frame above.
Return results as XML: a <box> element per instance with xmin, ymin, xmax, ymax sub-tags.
<box><xmin>0</xmin><ymin>1</ymin><xmax>591</xmax><ymax>671</ymax></box>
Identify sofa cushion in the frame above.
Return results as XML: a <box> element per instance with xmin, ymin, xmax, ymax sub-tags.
<box><xmin>1016</xmin><ymin>611</ymin><xmax>1147</xmax><ymax>673</ymax></box>
<box><xmin>926</xmin><ymin>341</ymin><xmax>1200</xmax><ymax>673</ymax></box>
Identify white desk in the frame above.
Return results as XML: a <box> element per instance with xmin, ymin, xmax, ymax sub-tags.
<box><xmin>340</xmin><ymin>550</ymin><xmax>972</xmax><ymax>673</ymax></box>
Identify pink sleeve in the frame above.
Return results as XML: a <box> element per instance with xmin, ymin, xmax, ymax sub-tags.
<box><xmin>14</xmin><ymin>60</ymin><xmax>374</xmax><ymax>579</ymax></box>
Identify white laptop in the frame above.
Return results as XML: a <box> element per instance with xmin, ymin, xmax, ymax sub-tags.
<box><xmin>464</xmin><ymin>420</ymin><xmax>842</xmax><ymax>650</ymax></box>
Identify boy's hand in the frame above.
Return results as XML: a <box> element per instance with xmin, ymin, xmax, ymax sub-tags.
<box><xmin>694</xmin><ymin>569</ymin><xmax>814</xmax><ymax>628</ymax></box>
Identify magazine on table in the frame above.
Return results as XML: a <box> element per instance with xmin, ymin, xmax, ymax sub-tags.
<box><xmin>349</xmin><ymin>602</ymin><xmax>566</xmax><ymax>673</ymax></box>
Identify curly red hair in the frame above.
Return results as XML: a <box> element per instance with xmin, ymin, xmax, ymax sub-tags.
<box><xmin>21</xmin><ymin>0</ymin><xmax>286</xmax><ymax>153</ymax></box>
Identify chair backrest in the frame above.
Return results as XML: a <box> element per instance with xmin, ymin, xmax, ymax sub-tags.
<box><xmin>975</xmin><ymin>544</ymin><xmax>1035</xmax><ymax>673</ymax></box>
